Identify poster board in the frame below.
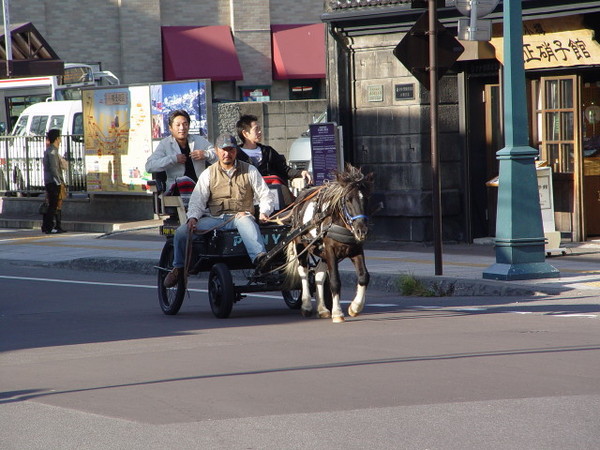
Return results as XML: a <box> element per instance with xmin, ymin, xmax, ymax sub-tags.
<box><xmin>82</xmin><ymin>79</ymin><xmax>210</xmax><ymax>193</ymax></box>
<box><xmin>309</xmin><ymin>122</ymin><xmax>340</xmax><ymax>185</ymax></box>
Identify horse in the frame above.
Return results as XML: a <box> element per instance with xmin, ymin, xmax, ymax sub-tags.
<box><xmin>284</xmin><ymin>164</ymin><xmax>373</xmax><ymax>323</ymax></box>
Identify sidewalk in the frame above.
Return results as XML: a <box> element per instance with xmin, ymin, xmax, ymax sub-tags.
<box><xmin>2</xmin><ymin>224</ymin><xmax>600</xmax><ymax>297</ymax></box>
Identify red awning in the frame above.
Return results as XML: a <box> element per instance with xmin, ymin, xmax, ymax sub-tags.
<box><xmin>271</xmin><ymin>24</ymin><xmax>325</xmax><ymax>80</ymax></box>
<box><xmin>162</xmin><ymin>26</ymin><xmax>243</xmax><ymax>81</ymax></box>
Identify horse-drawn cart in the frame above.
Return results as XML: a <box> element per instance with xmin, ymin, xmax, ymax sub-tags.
<box><xmin>150</xmin><ymin>164</ymin><xmax>372</xmax><ymax>322</ymax></box>
<box><xmin>149</xmin><ymin>178</ymin><xmax>331</xmax><ymax>319</ymax></box>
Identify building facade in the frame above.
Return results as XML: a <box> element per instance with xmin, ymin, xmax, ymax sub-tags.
<box><xmin>323</xmin><ymin>0</ymin><xmax>600</xmax><ymax>243</ymax></box>
<box><xmin>6</xmin><ymin>0</ymin><xmax>326</xmax><ymax>101</ymax></box>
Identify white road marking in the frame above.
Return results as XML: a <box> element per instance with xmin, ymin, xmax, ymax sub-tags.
<box><xmin>552</xmin><ymin>314</ymin><xmax>598</xmax><ymax>318</ymax></box>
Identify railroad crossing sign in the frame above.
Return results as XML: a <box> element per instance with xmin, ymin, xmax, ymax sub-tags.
<box><xmin>393</xmin><ymin>12</ymin><xmax>465</xmax><ymax>90</ymax></box>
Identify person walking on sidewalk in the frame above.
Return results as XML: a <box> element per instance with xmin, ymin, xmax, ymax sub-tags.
<box><xmin>145</xmin><ymin>109</ymin><xmax>216</xmax><ymax>190</ymax></box>
<box><xmin>42</xmin><ymin>129</ymin><xmax>67</xmax><ymax>234</ymax></box>
<box><xmin>164</xmin><ymin>133</ymin><xmax>274</xmax><ymax>287</ymax></box>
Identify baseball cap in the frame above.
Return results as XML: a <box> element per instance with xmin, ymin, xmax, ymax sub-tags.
<box><xmin>215</xmin><ymin>133</ymin><xmax>238</xmax><ymax>149</ymax></box>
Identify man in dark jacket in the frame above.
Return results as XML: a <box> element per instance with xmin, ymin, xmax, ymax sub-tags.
<box><xmin>235</xmin><ymin>114</ymin><xmax>312</xmax><ymax>184</ymax></box>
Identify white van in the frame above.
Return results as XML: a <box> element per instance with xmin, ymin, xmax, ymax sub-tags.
<box><xmin>288</xmin><ymin>111</ymin><xmax>327</xmax><ymax>173</ymax></box>
<box><xmin>10</xmin><ymin>100</ymin><xmax>83</xmax><ymax>137</ymax></box>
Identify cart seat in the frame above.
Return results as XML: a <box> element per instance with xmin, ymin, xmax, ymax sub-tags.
<box><xmin>263</xmin><ymin>175</ymin><xmax>294</xmax><ymax>213</ymax></box>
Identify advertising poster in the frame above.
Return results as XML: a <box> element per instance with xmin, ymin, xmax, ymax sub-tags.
<box><xmin>309</xmin><ymin>122</ymin><xmax>339</xmax><ymax>185</ymax></box>
<box><xmin>150</xmin><ymin>80</ymin><xmax>209</xmax><ymax>138</ymax></box>
<box><xmin>83</xmin><ymin>86</ymin><xmax>152</xmax><ymax>192</ymax></box>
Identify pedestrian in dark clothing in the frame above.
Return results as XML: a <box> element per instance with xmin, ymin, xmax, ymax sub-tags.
<box><xmin>42</xmin><ymin>129</ymin><xmax>67</xmax><ymax>233</ymax></box>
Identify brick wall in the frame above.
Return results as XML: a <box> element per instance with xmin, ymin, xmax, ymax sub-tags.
<box><xmin>270</xmin><ymin>0</ymin><xmax>325</xmax><ymax>23</ymax></box>
<box><xmin>6</xmin><ymin>0</ymin><xmax>326</xmax><ymax>89</ymax></box>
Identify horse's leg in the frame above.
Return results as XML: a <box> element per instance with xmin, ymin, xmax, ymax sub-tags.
<box><xmin>314</xmin><ymin>261</ymin><xmax>331</xmax><ymax>319</ymax></box>
<box><xmin>348</xmin><ymin>252</ymin><xmax>370</xmax><ymax>317</ymax></box>
<box><xmin>297</xmin><ymin>246</ymin><xmax>313</xmax><ymax>317</ymax></box>
<box><xmin>324</xmin><ymin>249</ymin><xmax>344</xmax><ymax>323</ymax></box>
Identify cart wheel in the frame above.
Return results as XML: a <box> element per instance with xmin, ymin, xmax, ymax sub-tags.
<box><xmin>208</xmin><ymin>263</ymin><xmax>234</xmax><ymax>318</ymax></box>
<box><xmin>282</xmin><ymin>290</ymin><xmax>302</xmax><ymax>309</ymax></box>
<box><xmin>157</xmin><ymin>240</ymin><xmax>186</xmax><ymax>315</ymax></box>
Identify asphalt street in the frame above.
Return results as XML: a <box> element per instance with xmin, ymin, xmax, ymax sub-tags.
<box><xmin>1</xmin><ymin>264</ymin><xmax>600</xmax><ymax>449</ymax></box>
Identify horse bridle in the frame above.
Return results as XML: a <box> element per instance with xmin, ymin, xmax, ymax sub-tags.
<box><xmin>341</xmin><ymin>192</ymin><xmax>368</xmax><ymax>232</ymax></box>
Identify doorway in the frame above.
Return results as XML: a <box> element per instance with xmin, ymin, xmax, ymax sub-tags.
<box><xmin>535</xmin><ymin>75</ymin><xmax>581</xmax><ymax>241</ymax></box>
<box><xmin>582</xmin><ymin>79</ymin><xmax>600</xmax><ymax>236</ymax></box>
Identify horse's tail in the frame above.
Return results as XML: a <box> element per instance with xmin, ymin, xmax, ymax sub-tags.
<box><xmin>282</xmin><ymin>240</ymin><xmax>300</xmax><ymax>290</ymax></box>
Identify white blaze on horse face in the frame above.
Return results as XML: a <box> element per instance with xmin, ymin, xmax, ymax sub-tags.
<box><xmin>358</xmin><ymin>191</ymin><xmax>364</xmax><ymax>200</ymax></box>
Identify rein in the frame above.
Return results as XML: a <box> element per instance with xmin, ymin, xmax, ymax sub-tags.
<box><xmin>264</xmin><ymin>185</ymin><xmax>326</xmax><ymax>225</ymax></box>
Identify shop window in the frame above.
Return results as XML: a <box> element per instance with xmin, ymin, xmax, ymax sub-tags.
<box><xmin>241</xmin><ymin>86</ymin><xmax>270</xmax><ymax>102</ymax></box>
<box><xmin>289</xmin><ymin>79</ymin><xmax>320</xmax><ymax>100</ymax></box>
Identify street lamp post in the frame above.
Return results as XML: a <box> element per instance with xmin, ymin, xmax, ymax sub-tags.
<box><xmin>482</xmin><ymin>0</ymin><xmax>559</xmax><ymax>281</ymax></box>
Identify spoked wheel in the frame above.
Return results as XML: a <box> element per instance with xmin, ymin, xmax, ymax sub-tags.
<box><xmin>208</xmin><ymin>263</ymin><xmax>235</xmax><ymax>318</ymax></box>
<box><xmin>282</xmin><ymin>290</ymin><xmax>302</xmax><ymax>309</ymax></box>
<box><xmin>157</xmin><ymin>240</ymin><xmax>186</xmax><ymax>315</ymax></box>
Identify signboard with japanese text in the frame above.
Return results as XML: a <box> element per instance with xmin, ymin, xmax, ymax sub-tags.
<box><xmin>490</xmin><ymin>15</ymin><xmax>600</xmax><ymax>70</ymax></box>
<box><xmin>309</xmin><ymin>122</ymin><xmax>339</xmax><ymax>186</ymax></box>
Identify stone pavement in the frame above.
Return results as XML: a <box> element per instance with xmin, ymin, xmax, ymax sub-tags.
<box><xmin>1</xmin><ymin>224</ymin><xmax>600</xmax><ymax>297</ymax></box>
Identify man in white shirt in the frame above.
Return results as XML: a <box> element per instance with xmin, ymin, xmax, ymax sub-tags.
<box><xmin>164</xmin><ymin>133</ymin><xmax>274</xmax><ymax>287</ymax></box>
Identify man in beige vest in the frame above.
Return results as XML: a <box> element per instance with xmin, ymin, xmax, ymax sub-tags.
<box><xmin>164</xmin><ymin>133</ymin><xmax>274</xmax><ymax>287</ymax></box>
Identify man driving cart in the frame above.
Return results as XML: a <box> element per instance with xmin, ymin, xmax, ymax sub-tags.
<box><xmin>164</xmin><ymin>133</ymin><xmax>274</xmax><ymax>288</ymax></box>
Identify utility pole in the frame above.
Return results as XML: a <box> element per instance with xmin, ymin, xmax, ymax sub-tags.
<box><xmin>428</xmin><ymin>0</ymin><xmax>443</xmax><ymax>275</ymax></box>
<box><xmin>2</xmin><ymin>0</ymin><xmax>12</xmax><ymax>77</ymax></box>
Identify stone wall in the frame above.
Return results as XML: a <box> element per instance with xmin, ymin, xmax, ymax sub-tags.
<box><xmin>214</xmin><ymin>99</ymin><xmax>327</xmax><ymax>157</ymax></box>
<box><xmin>331</xmin><ymin>32</ymin><xmax>465</xmax><ymax>242</ymax></box>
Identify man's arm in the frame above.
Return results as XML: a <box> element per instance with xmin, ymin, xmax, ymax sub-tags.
<box><xmin>186</xmin><ymin>169</ymin><xmax>210</xmax><ymax>221</ymax></box>
<box><xmin>190</xmin><ymin>136</ymin><xmax>217</xmax><ymax>163</ymax></box>
<box><xmin>248</xmin><ymin>165</ymin><xmax>274</xmax><ymax>220</ymax></box>
<box><xmin>145</xmin><ymin>137</ymin><xmax>177</xmax><ymax>173</ymax></box>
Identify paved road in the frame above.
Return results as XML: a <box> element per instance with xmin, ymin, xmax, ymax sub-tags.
<box><xmin>1</xmin><ymin>265</ymin><xmax>600</xmax><ymax>449</ymax></box>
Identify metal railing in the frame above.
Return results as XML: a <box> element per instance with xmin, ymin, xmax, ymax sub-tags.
<box><xmin>0</xmin><ymin>135</ymin><xmax>86</xmax><ymax>194</ymax></box>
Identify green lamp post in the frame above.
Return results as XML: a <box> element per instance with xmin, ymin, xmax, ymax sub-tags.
<box><xmin>482</xmin><ymin>0</ymin><xmax>559</xmax><ymax>281</ymax></box>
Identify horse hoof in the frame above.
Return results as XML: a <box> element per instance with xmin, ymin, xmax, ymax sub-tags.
<box><xmin>318</xmin><ymin>311</ymin><xmax>331</xmax><ymax>319</ymax></box>
<box><xmin>301</xmin><ymin>309</ymin><xmax>313</xmax><ymax>318</ymax></box>
<box><xmin>348</xmin><ymin>305</ymin><xmax>359</xmax><ymax>317</ymax></box>
<box><xmin>332</xmin><ymin>316</ymin><xmax>345</xmax><ymax>323</ymax></box>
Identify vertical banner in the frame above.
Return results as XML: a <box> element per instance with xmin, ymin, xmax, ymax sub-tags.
<box><xmin>309</xmin><ymin>122</ymin><xmax>339</xmax><ymax>185</ymax></box>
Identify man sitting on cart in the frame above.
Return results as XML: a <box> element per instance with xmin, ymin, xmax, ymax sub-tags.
<box><xmin>164</xmin><ymin>133</ymin><xmax>274</xmax><ymax>288</ymax></box>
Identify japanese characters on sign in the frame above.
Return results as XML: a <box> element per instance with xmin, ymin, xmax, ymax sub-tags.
<box><xmin>490</xmin><ymin>15</ymin><xmax>600</xmax><ymax>70</ymax></box>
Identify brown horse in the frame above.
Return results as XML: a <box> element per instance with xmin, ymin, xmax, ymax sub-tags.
<box><xmin>285</xmin><ymin>164</ymin><xmax>373</xmax><ymax>323</ymax></box>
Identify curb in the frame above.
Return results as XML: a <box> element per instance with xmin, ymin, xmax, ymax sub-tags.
<box><xmin>6</xmin><ymin>256</ymin><xmax>554</xmax><ymax>298</ymax></box>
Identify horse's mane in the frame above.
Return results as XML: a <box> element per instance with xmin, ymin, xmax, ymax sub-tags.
<box><xmin>318</xmin><ymin>164</ymin><xmax>373</xmax><ymax>215</ymax></box>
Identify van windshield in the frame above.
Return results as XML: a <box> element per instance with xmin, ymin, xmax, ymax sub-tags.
<box><xmin>30</xmin><ymin>115</ymin><xmax>49</xmax><ymax>135</ymax></box>
<box><xmin>11</xmin><ymin>115</ymin><xmax>28</xmax><ymax>136</ymax></box>
<box><xmin>49</xmin><ymin>115</ymin><xmax>65</xmax><ymax>132</ymax></box>
<box><xmin>72</xmin><ymin>113</ymin><xmax>83</xmax><ymax>135</ymax></box>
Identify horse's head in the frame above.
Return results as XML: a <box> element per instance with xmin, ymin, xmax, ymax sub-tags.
<box><xmin>336</xmin><ymin>165</ymin><xmax>374</xmax><ymax>242</ymax></box>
